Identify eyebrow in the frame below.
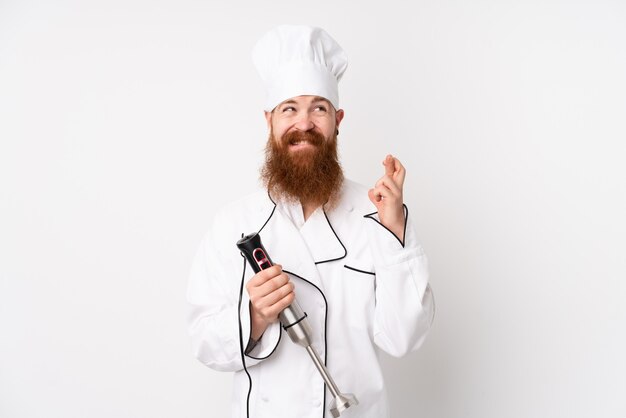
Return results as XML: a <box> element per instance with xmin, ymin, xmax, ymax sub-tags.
<box><xmin>311</xmin><ymin>97</ymin><xmax>331</xmax><ymax>105</ymax></box>
<box><xmin>278</xmin><ymin>97</ymin><xmax>331</xmax><ymax>106</ymax></box>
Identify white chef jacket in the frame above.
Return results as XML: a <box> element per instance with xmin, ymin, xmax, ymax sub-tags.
<box><xmin>187</xmin><ymin>179</ymin><xmax>435</xmax><ymax>418</ymax></box>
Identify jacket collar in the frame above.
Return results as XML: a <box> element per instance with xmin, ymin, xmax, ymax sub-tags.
<box><xmin>254</xmin><ymin>189</ymin><xmax>348</xmax><ymax>289</ymax></box>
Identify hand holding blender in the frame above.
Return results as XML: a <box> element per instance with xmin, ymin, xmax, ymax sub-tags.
<box><xmin>237</xmin><ymin>232</ymin><xmax>358</xmax><ymax>417</ymax></box>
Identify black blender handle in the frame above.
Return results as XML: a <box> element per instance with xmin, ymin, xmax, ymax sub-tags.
<box><xmin>237</xmin><ymin>233</ymin><xmax>274</xmax><ymax>274</ymax></box>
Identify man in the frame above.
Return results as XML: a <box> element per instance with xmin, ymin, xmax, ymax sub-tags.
<box><xmin>187</xmin><ymin>25</ymin><xmax>435</xmax><ymax>418</ymax></box>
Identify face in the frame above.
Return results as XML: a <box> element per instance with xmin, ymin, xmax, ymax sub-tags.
<box><xmin>260</xmin><ymin>95</ymin><xmax>345</xmax><ymax>208</ymax></box>
<box><xmin>265</xmin><ymin>95</ymin><xmax>344</xmax><ymax>152</ymax></box>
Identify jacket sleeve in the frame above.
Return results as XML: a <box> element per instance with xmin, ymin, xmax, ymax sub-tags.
<box><xmin>364</xmin><ymin>205</ymin><xmax>435</xmax><ymax>358</ymax></box>
<box><xmin>186</xmin><ymin>212</ymin><xmax>281</xmax><ymax>372</ymax></box>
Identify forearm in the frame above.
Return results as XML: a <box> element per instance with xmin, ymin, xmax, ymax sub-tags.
<box><xmin>373</xmin><ymin>253</ymin><xmax>434</xmax><ymax>357</ymax></box>
<box><xmin>365</xmin><ymin>205</ymin><xmax>435</xmax><ymax>356</ymax></box>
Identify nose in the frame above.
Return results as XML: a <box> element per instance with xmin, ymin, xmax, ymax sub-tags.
<box><xmin>294</xmin><ymin>112</ymin><xmax>314</xmax><ymax>131</ymax></box>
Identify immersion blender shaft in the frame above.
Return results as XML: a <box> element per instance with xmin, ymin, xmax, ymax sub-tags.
<box><xmin>306</xmin><ymin>346</ymin><xmax>341</xmax><ymax>398</ymax></box>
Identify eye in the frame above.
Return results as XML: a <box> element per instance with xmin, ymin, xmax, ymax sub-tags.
<box><xmin>281</xmin><ymin>106</ymin><xmax>296</xmax><ymax>113</ymax></box>
<box><xmin>314</xmin><ymin>105</ymin><xmax>328</xmax><ymax>112</ymax></box>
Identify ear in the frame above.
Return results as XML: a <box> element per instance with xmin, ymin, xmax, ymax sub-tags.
<box><xmin>335</xmin><ymin>109</ymin><xmax>345</xmax><ymax>129</ymax></box>
<box><xmin>264</xmin><ymin>111</ymin><xmax>272</xmax><ymax>130</ymax></box>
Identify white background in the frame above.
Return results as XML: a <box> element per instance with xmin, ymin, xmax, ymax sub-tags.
<box><xmin>1</xmin><ymin>0</ymin><xmax>625</xmax><ymax>417</ymax></box>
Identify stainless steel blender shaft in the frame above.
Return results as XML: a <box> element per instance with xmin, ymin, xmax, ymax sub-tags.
<box><xmin>280</xmin><ymin>302</ymin><xmax>358</xmax><ymax>417</ymax></box>
<box><xmin>306</xmin><ymin>345</ymin><xmax>359</xmax><ymax>417</ymax></box>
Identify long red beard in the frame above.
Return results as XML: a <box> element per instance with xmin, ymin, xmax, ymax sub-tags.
<box><xmin>260</xmin><ymin>129</ymin><xmax>344</xmax><ymax>208</ymax></box>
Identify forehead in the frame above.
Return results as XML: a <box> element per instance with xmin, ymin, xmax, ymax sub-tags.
<box><xmin>276</xmin><ymin>95</ymin><xmax>333</xmax><ymax>108</ymax></box>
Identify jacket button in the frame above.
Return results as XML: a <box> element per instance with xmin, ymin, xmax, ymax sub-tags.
<box><xmin>261</xmin><ymin>395</ymin><xmax>269</xmax><ymax>402</ymax></box>
<box><xmin>314</xmin><ymin>399</ymin><xmax>321</xmax><ymax>407</ymax></box>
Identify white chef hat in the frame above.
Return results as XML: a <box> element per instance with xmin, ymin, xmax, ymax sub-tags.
<box><xmin>252</xmin><ymin>25</ymin><xmax>348</xmax><ymax>111</ymax></box>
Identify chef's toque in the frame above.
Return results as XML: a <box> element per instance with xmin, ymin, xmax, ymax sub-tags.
<box><xmin>252</xmin><ymin>25</ymin><xmax>348</xmax><ymax>112</ymax></box>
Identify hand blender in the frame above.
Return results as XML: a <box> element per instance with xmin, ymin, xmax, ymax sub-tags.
<box><xmin>236</xmin><ymin>232</ymin><xmax>358</xmax><ymax>417</ymax></box>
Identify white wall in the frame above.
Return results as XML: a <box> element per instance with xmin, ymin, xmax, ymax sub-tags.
<box><xmin>1</xmin><ymin>1</ymin><xmax>625</xmax><ymax>417</ymax></box>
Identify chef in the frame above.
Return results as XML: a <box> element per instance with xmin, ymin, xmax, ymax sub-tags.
<box><xmin>187</xmin><ymin>25</ymin><xmax>435</xmax><ymax>418</ymax></box>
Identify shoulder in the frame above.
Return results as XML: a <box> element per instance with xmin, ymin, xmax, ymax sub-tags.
<box><xmin>211</xmin><ymin>188</ymin><xmax>275</xmax><ymax>237</ymax></box>
<box><xmin>215</xmin><ymin>189</ymin><xmax>272</xmax><ymax>219</ymax></box>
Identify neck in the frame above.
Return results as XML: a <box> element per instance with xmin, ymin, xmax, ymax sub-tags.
<box><xmin>301</xmin><ymin>200</ymin><xmax>320</xmax><ymax>221</ymax></box>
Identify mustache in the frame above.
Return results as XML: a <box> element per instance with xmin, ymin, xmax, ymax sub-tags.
<box><xmin>282</xmin><ymin>129</ymin><xmax>325</xmax><ymax>147</ymax></box>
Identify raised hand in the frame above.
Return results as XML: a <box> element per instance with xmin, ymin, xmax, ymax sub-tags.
<box><xmin>367</xmin><ymin>154</ymin><xmax>406</xmax><ymax>242</ymax></box>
